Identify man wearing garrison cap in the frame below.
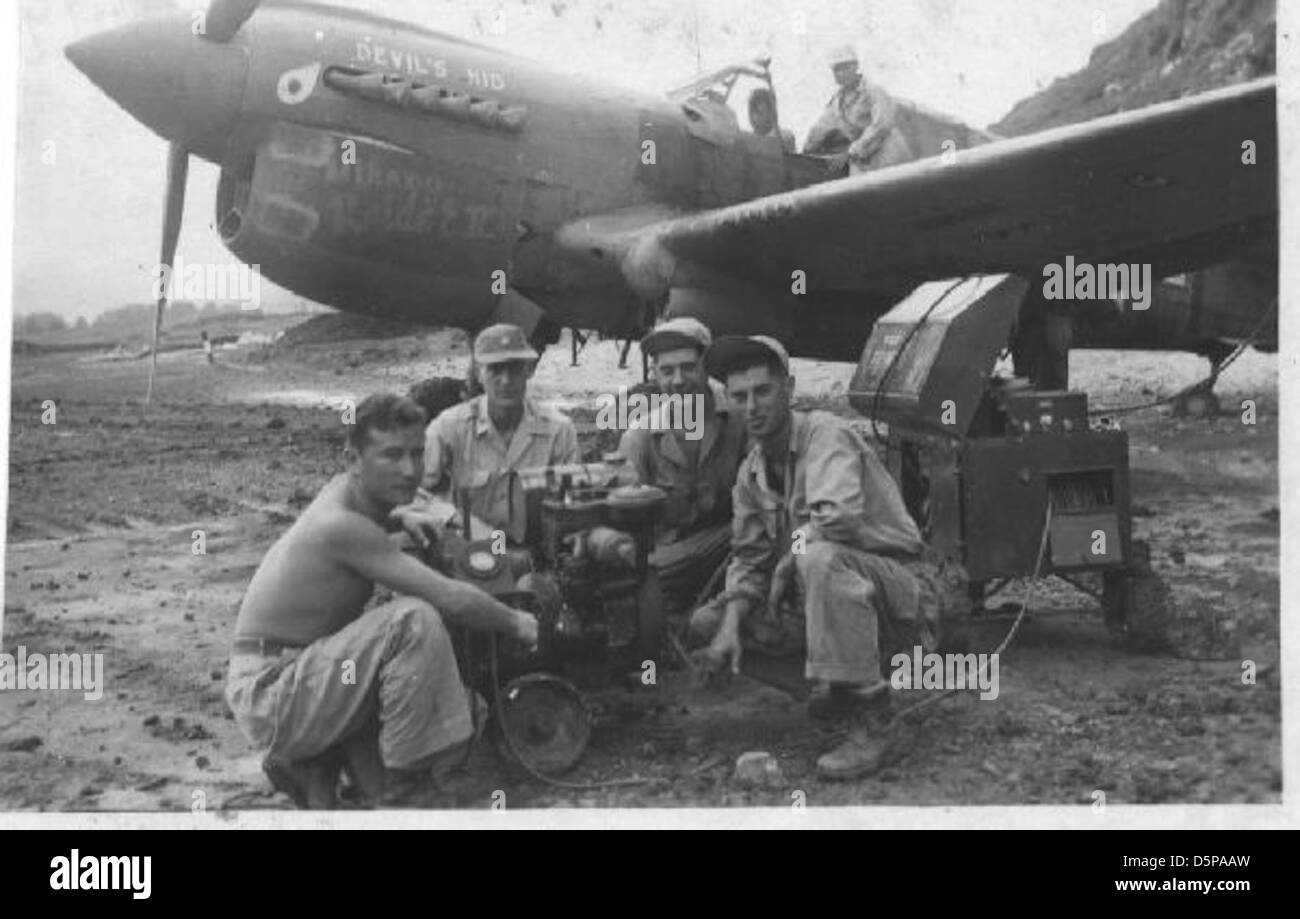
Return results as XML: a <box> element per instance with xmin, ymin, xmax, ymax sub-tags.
<box><xmin>617</xmin><ymin>318</ymin><xmax>747</xmax><ymax>621</ymax></box>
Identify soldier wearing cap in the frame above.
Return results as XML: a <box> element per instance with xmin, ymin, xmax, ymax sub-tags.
<box><xmin>421</xmin><ymin>324</ymin><xmax>580</xmax><ymax>541</ymax></box>
<box><xmin>617</xmin><ymin>318</ymin><xmax>748</xmax><ymax>619</ymax></box>
<box><xmin>692</xmin><ymin>335</ymin><xmax>949</xmax><ymax>780</ymax></box>
<box><xmin>803</xmin><ymin>44</ymin><xmax>914</xmax><ymax>174</ymax></box>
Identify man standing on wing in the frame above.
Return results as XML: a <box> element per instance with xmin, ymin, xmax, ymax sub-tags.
<box><xmin>804</xmin><ymin>45</ymin><xmax>914</xmax><ymax>174</ymax></box>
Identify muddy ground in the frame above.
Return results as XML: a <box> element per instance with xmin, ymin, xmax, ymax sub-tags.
<box><xmin>0</xmin><ymin>328</ymin><xmax>1281</xmax><ymax>810</ymax></box>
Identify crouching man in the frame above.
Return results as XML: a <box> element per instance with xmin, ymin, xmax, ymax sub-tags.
<box><xmin>617</xmin><ymin>318</ymin><xmax>746</xmax><ymax>620</ymax></box>
<box><xmin>692</xmin><ymin>336</ymin><xmax>943</xmax><ymax>780</ymax></box>
<box><xmin>226</xmin><ymin>393</ymin><xmax>538</xmax><ymax>808</ymax></box>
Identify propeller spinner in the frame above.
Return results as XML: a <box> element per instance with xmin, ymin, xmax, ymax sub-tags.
<box><xmin>67</xmin><ymin>0</ymin><xmax>259</xmax><ymax>411</ymax></box>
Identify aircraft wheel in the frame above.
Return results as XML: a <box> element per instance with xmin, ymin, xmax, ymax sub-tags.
<box><xmin>1173</xmin><ymin>388</ymin><xmax>1220</xmax><ymax>418</ymax></box>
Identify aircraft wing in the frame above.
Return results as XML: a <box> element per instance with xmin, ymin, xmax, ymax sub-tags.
<box><xmin>631</xmin><ymin>78</ymin><xmax>1276</xmax><ymax>295</ymax></box>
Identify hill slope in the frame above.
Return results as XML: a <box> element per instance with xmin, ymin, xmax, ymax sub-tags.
<box><xmin>992</xmin><ymin>0</ymin><xmax>1275</xmax><ymax>136</ymax></box>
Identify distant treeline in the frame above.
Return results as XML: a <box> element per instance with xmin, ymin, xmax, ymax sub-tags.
<box><xmin>13</xmin><ymin>302</ymin><xmax>259</xmax><ymax>340</ymax></box>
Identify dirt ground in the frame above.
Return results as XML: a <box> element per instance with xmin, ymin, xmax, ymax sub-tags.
<box><xmin>0</xmin><ymin>328</ymin><xmax>1281</xmax><ymax>810</ymax></box>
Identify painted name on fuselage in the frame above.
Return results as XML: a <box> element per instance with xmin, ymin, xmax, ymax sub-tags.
<box><xmin>353</xmin><ymin>38</ymin><xmax>448</xmax><ymax>78</ymax></box>
<box><xmin>350</xmin><ymin>39</ymin><xmax>509</xmax><ymax>91</ymax></box>
<box><xmin>320</xmin><ymin>157</ymin><xmax>502</xmax><ymax>240</ymax></box>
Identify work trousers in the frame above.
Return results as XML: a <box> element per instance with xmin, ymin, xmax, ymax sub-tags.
<box><xmin>225</xmin><ymin>598</ymin><xmax>473</xmax><ymax>770</ymax></box>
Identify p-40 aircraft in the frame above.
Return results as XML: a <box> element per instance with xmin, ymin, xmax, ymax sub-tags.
<box><xmin>67</xmin><ymin>0</ymin><xmax>1277</xmax><ymax>409</ymax></box>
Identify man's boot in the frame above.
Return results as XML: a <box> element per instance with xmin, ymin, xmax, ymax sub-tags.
<box><xmin>378</xmin><ymin>741</ymin><xmax>472</xmax><ymax>808</ymax></box>
<box><xmin>262</xmin><ymin>752</ymin><xmax>342</xmax><ymax>809</ymax></box>
<box><xmin>378</xmin><ymin>690</ymin><xmax>489</xmax><ymax>808</ymax></box>
<box><xmin>338</xmin><ymin>726</ymin><xmax>386</xmax><ymax>806</ymax></box>
<box><xmin>815</xmin><ymin>724</ymin><xmax>897</xmax><ymax>781</ymax></box>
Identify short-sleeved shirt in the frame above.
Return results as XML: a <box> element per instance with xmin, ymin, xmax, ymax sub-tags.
<box><xmin>423</xmin><ymin>395</ymin><xmax>580</xmax><ymax>539</ymax></box>
<box><xmin>725</xmin><ymin>410</ymin><xmax>924</xmax><ymax>604</ymax></box>
<box><xmin>617</xmin><ymin>395</ymin><xmax>747</xmax><ymax>546</ymax></box>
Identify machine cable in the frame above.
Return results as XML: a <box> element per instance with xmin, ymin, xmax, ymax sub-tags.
<box><xmin>867</xmin><ymin>278</ymin><xmax>970</xmax><ymax>445</ymax></box>
<box><xmin>817</xmin><ymin>499</ymin><xmax>1054</xmax><ymax>748</ymax></box>
<box><xmin>1087</xmin><ymin>296</ymin><xmax>1277</xmax><ymax>417</ymax></box>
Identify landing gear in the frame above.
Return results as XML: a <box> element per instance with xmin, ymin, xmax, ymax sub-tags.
<box><xmin>568</xmin><ymin>328</ymin><xmax>638</xmax><ymax>371</ymax></box>
<box><xmin>1171</xmin><ymin>341</ymin><xmax>1233</xmax><ymax>417</ymax></box>
<box><xmin>1011</xmin><ymin>292</ymin><xmax>1072</xmax><ymax>391</ymax></box>
<box><xmin>569</xmin><ymin>328</ymin><xmax>589</xmax><ymax>366</ymax></box>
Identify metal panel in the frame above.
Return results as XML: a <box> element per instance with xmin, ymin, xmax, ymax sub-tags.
<box><xmin>960</xmin><ymin>431</ymin><xmax>1129</xmax><ymax>581</ymax></box>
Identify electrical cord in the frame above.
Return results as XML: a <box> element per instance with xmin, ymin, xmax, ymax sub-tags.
<box><xmin>867</xmin><ymin>278</ymin><xmax>970</xmax><ymax>445</ymax></box>
<box><xmin>1087</xmin><ymin>297</ymin><xmax>1277</xmax><ymax>417</ymax></box>
<box><xmin>817</xmin><ymin>499</ymin><xmax>1055</xmax><ymax>750</ymax></box>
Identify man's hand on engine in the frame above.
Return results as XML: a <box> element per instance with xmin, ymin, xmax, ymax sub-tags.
<box><xmin>511</xmin><ymin>609</ymin><xmax>540</xmax><ymax>651</ymax></box>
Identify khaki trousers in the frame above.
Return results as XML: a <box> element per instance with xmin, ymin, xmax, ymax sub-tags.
<box><xmin>225</xmin><ymin>598</ymin><xmax>473</xmax><ymax>771</ymax></box>
<box><xmin>691</xmin><ymin>542</ymin><xmax>943</xmax><ymax>685</ymax></box>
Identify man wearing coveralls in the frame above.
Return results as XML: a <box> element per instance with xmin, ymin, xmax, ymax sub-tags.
<box><xmin>803</xmin><ymin>45</ymin><xmax>914</xmax><ymax>174</ymax></box>
<box><xmin>692</xmin><ymin>336</ymin><xmax>943</xmax><ymax>780</ymax></box>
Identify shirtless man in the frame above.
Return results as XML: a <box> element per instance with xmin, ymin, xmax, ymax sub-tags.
<box><xmin>226</xmin><ymin>393</ymin><xmax>538</xmax><ymax>808</ymax></box>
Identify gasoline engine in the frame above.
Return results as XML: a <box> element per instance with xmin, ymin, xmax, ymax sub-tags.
<box><xmin>427</xmin><ymin>461</ymin><xmax>667</xmax><ymax>775</ymax></box>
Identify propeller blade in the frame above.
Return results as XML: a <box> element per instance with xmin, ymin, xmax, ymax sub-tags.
<box><xmin>145</xmin><ymin>142</ymin><xmax>190</xmax><ymax>415</ymax></box>
<box><xmin>201</xmin><ymin>0</ymin><xmax>260</xmax><ymax>43</ymax></box>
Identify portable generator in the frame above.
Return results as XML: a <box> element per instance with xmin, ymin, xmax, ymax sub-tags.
<box><xmin>428</xmin><ymin>460</ymin><xmax>667</xmax><ymax>775</ymax></box>
<box><xmin>848</xmin><ymin>274</ymin><xmax>1162</xmax><ymax>638</ymax></box>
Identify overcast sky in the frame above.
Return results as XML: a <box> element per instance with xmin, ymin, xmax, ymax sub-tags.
<box><xmin>13</xmin><ymin>0</ymin><xmax>1158</xmax><ymax>320</ymax></box>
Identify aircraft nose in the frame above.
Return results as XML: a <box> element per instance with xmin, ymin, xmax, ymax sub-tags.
<box><xmin>66</xmin><ymin>15</ymin><xmax>248</xmax><ymax>163</ymax></box>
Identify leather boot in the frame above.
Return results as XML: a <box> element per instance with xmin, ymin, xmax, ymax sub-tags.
<box><xmin>815</xmin><ymin>725</ymin><xmax>897</xmax><ymax>781</ymax></box>
<box><xmin>262</xmin><ymin>752</ymin><xmax>342</xmax><ymax>809</ymax></box>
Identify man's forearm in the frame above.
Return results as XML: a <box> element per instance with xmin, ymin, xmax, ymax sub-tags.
<box><xmin>425</xmin><ymin>572</ymin><xmax>520</xmax><ymax>635</ymax></box>
<box><xmin>721</xmin><ymin>595</ymin><xmax>754</xmax><ymax>632</ymax></box>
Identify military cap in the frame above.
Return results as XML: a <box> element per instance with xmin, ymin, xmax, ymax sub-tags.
<box><xmin>640</xmin><ymin>317</ymin><xmax>713</xmax><ymax>357</ymax></box>
<box><xmin>704</xmin><ymin>335</ymin><xmax>791</xmax><ymax>381</ymax></box>
<box><xmin>473</xmin><ymin>323</ymin><xmax>539</xmax><ymax>365</ymax></box>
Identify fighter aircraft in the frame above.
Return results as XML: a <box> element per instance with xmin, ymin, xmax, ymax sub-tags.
<box><xmin>66</xmin><ymin>0</ymin><xmax>1277</xmax><ymax>409</ymax></box>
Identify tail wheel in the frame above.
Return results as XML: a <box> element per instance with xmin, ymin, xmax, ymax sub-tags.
<box><xmin>1173</xmin><ymin>388</ymin><xmax>1220</xmax><ymax>418</ymax></box>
